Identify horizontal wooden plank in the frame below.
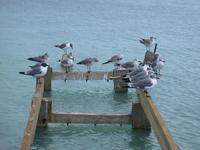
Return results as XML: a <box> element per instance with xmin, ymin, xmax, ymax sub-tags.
<box><xmin>52</xmin><ymin>71</ymin><xmax>113</xmax><ymax>80</ymax></box>
<box><xmin>137</xmin><ymin>90</ymin><xmax>180</xmax><ymax>150</ymax></box>
<box><xmin>50</xmin><ymin>112</ymin><xmax>132</xmax><ymax>124</ymax></box>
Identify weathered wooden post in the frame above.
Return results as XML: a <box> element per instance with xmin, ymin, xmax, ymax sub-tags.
<box><xmin>143</xmin><ymin>44</ymin><xmax>159</xmax><ymax>64</ymax></box>
<box><xmin>37</xmin><ymin>97</ymin><xmax>52</xmax><ymax>127</ymax></box>
<box><xmin>131</xmin><ymin>89</ymin><xmax>150</xmax><ymax>129</ymax></box>
<box><xmin>44</xmin><ymin>67</ymin><xmax>52</xmax><ymax>91</ymax></box>
<box><xmin>113</xmin><ymin>69</ymin><xmax>129</xmax><ymax>93</ymax></box>
<box><xmin>132</xmin><ymin>102</ymin><xmax>151</xmax><ymax>129</ymax></box>
<box><xmin>37</xmin><ymin>67</ymin><xmax>52</xmax><ymax>127</ymax></box>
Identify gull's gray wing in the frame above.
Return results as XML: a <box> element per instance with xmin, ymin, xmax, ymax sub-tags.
<box><xmin>132</xmin><ymin>78</ymin><xmax>152</xmax><ymax>89</ymax></box>
<box><xmin>121</xmin><ymin>61</ymin><xmax>134</xmax><ymax>68</ymax></box>
<box><xmin>77</xmin><ymin>58</ymin><xmax>92</xmax><ymax>65</ymax></box>
<box><xmin>26</xmin><ymin>67</ymin><xmax>41</xmax><ymax>76</ymax></box>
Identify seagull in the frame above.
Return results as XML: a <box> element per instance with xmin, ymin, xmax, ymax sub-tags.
<box><xmin>154</xmin><ymin>58</ymin><xmax>165</xmax><ymax>75</ymax></box>
<box><xmin>128</xmin><ymin>75</ymin><xmax>159</xmax><ymax>94</ymax></box>
<box><xmin>59</xmin><ymin>52</ymin><xmax>74</xmax><ymax>72</ymax></box>
<box><xmin>27</xmin><ymin>53</ymin><xmax>49</xmax><ymax>63</ymax></box>
<box><xmin>102</xmin><ymin>54</ymin><xmax>123</xmax><ymax>68</ymax></box>
<box><xmin>29</xmin><ymin>62</ymin><xmax>42</xmax><ymax>69</ymax></box>
<box><xmin>117</xmin><ymin>59</ymin><xmax>142</xmax><ymax>70</ymax></box>
<box><xmin>19</xmin><ymin>63</ymin><xmax>48</xmax><ymax>77</ymax></box>
<box><xmin>127</xmin><ymin>69</ymin><xmax>155</xmax><ymax>83</ymax></box>
<box><xmin>54</xmin><ymin>42</ymin><xmax>73</xmax><ymax>52</ymax></box>
<box><xmin>139</xmin><ymin>37</ymin><xmax>156</xmax><ymax>51</ymax></box>
<box><xmin>77</xmin><ymin>57</ymin><xmax>98</xmax><ymax>73</ymax></box>
<box><xmin>123</xmin><ymin>65</ymin><xmax>154</xmax><ymax>83</ymax></box>
<box><xmin>127</xmin><ymin>64</ymin><xmax>152</xmax><ymax>78</ymax></box>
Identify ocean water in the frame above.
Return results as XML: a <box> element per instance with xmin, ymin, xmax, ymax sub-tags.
<box><xmin>0</xmin><ymin>0</ymin><xmax>200</xmax><ymax>149</ymax></box>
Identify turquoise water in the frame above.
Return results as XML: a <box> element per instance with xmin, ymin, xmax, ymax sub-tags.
<box><xmin>1</xmin><ymin>0</ymin><xmax>200</xmax><ymax>149</ymax></box>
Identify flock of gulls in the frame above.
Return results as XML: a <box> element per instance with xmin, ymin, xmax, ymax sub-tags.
<box><xmin>19</xmin><ymin>36</ymin><xmax>165</xmax><ymax>92</ymax></box>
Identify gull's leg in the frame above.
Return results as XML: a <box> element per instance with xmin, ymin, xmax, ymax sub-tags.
<box><xmin>88</xmin><ymin>66</ymin><xmax>91</xmax><ymax>73</ymax></box>
<box><xmin>86</xmin><ymin>66</ymin><xmax>90</xmax><ymax>82</ymax></box>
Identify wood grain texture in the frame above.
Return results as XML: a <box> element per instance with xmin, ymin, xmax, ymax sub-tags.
<box><xmin>44</xmin><ymin>67</ymin><xmax>52</xmax><ymax>91</ymax></box>
<box><xmin>52</xmin><ymin>71</ymin><xmax>113</xmax><ymax>80</ymax></box>
<box><xmin>50</xmin><ymin>112</ymin><xmax>132</xmax><ymax>124</ymax></box>
<box><xmin>21</xmin><ymin>78</ymin><xmax>44</xmax><ymax>150</ymax></box>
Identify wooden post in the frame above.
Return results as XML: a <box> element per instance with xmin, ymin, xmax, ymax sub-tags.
<box><xmin>44</xmin><ymin>67</ymin><xmax>52</xmax><ymax>91</ymax></box>
<box><xmin>137</xmin><ymin>90</ymin><xmax>180</xmax><ymax>150</ymax></box>
<box><xmin>21</xmin><ymin>78</ymin><xmax>44</xmax><ymax>150</ymax></box>
<box><xmin>113</xmin><ymin>69</ymin><xmax>129</xmax><ymax>93</ymax></box>
<box><xmin>153</xmin><ymin>43</ymin><xmax>158</xmax><ymax>54</ymax></box>
<box><xmin>143</xmin><ymin>50</ymin><xmax>159</xmax><ymax>64</ymax></box>
<box><xmin>37</xmin><ymin>67</ymin><xmax>52</xmax><ymax>128</ymax></box>
<box><xmin>37</xmin><ymin>98</ymin><xmax>49</xmax><ymax>127</ymax></box>
<box><xmin>132</xmin><ymin>102</ymin><xmax>151</xmax><ymax>129</ymax></box>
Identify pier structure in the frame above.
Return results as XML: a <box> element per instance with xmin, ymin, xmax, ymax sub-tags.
<box><xmin>21</xmin><ymin>51</ymin><xmax>180</xmax><ymax>150</ymax></box>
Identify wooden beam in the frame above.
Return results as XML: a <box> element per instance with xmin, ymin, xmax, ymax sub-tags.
<box><xmin>21</xmin><ymin>96</ymin><xmax>43</xmax><ymax>150</ymax></box>
<box><xmin>35</xmin><ymin>77</ymin><xmax>45</xmax><ymax>97</ymax></box>
<box><xmin>44</xmin><ymin>67</ymin><xmax>52</xmax><ymax>91</ymax></box>
<box><xmin>113</xmin><ymin>69</ymin><xmax>129</xmax><ymax>93</ymax></box>
<box><xmin>50</xmin><ymin>112</ymin><xmax>132</xmax><ymax>124</ymax></box>
<box><xmin>37</xmin><ymin>97</ymin><xmax>51</xmax><ymax>127</ymax></box>
<box><xmin>137</xmin><ymin>90</ymin><xmax>180</xmax><ymax>150</ymax></box>
<box><xmin>132</xmin><ymin>102</ymin><xmax>151</xmax><ymax>129</ymax></box>
<box><xmin>21</xmin><ymin>78</ymin><xmax>44</xmax><ymax>150</ymax></box>
<box><xmin>52</xmin><ymin>71</ymin><xmax>113</xmax><ymax>80</ymax></box>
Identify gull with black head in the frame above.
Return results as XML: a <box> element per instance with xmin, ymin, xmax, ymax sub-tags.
<box><xmin>19</xmin><ymin>63</ymin><xmax>48</xmax><ymax>77</ymax></box>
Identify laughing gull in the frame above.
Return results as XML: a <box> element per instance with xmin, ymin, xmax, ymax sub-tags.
<box><xmin>77</xmin><ymin>57</ymin><xmax>98</xmax><ymax>73</ymax></box>
<box><xmin>117</xmin><ymin>59</ymin><xmax>142</xmax><ymax>70</ymax></box>
<box><xmin>123</xmin><ymin>64</ymin><xmax>154</xmax><ymax>83</ymax></box>
<box><xmin>59</xmin><ymin>52</ymin><xmax>74</xmax><ymax>72</ymax></box>
<box><xmin>127</xmin><ymin>64</ymin><xmax>152</xmax><ymax>77</ymax></box>
<box><xmin>29</xmin><ymin>62</ymin><xmax>42</xmax><ymax>69</ymax></box>
<box><xmin>102</xmin><ymin>54</ymin><xmax>123</xmax><ymax>68</ymax></box>
<box><xmin>27</xmin><ymin>53</ymin><xmax>49</xmax><ymax>63</ymax></box>
<box><xmin>130</xmin><ymin>75</ymin><xmax>158</xmax><ymax>89</ymax></box>
<box><xmin>126</xmin><ymin>75</ymin><xmax>159</xmax><ymax>94</ymax></box>
<box><xmin>126</xmin><ymin>69</ymin><xmax>155</xmax><ymax>83</ymax></box>
<box><xmin>139</xmin><ymin>37</ymin><xmax>156</xmax><ymax>51</ymax></box>
<box><xmin>19</xmin><ymin>63</ymin><xmax>48</xmax><ymax>77</ymax></box>
<box><xmin>54</xmin><ymin>42</ymin><xmax>73</xmax><ymax>52</ymax></box>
